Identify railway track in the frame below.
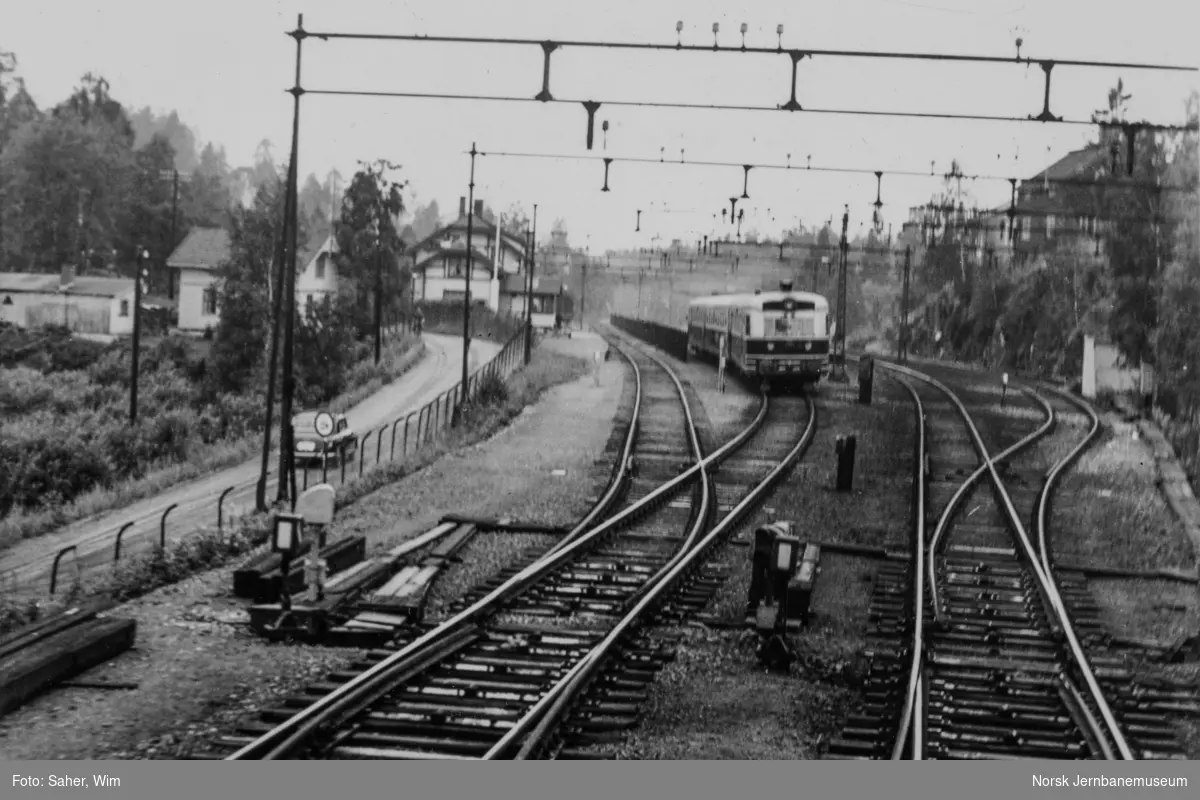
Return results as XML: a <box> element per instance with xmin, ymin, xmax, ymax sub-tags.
<box><xmin>194</xmin><ymin>328</ymin><xmax>816</xmax><ymax>760</ymax></box>
<box><xmin>828</xmin><ymin>363</ymin><xmax>1189</xmax><ymax>761</ymax></box>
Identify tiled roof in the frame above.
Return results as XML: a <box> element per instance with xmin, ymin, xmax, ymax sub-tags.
<box><xmin>0</xmin><ymin>273</ymin><xmax>133</xmax><ymax>297</ymax></box>
<box><xmin>411</xmin><ymin>215</ymin><xmax>526</xmax><ymax>255</ymax></box>
<box><xmin>1029</xmin><ymin>145</ymin><xmax>1107</xmax><ymax>183</ymax></box>
<box><xmin>0</xmin><ymin>273</ymin><xmax>57</xmax><ymax>293</ymax></box>
<box><xmin>167</xmin><ymin>227</ymin><xmax>232</xmax><ymax>270</ymax></box>
<box><xmin>298</xmin><ymin>233</ymin><xmax>338</xmax><ymax>272</ymax></box>
<box><xmin>413</xmin><ymin>248</ymin><xmax>495</xmax><ymax>275</ymax></box>
<box><xmin>66</xmin><ymin>277</ymin><xmax>134</xmax><ymax>297</ymax></box>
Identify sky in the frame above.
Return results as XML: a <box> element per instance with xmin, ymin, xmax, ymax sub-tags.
<box><xmin>5</xmin><ymin>0</ymin><xmax>1198</xmax><ymax>252</ymax></box>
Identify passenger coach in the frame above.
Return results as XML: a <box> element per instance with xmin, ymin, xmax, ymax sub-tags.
<box><xmin>686</xmin><ymin>280</ymin><xmax>831</xmax><ymax>390</ymax></box>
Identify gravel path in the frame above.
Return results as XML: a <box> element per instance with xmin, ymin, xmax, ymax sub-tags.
<box><xmin>0</xmin><ymin>338</ymin><xmax>628</xmax><ymax>760</ymax></box>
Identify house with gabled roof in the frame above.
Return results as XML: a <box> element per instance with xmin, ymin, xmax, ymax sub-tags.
<box><xmin>167</xmin><ymin>226</ymin><xmax>341</xmax><ymax>334</ymax></box>
<box><xmin>408</xmin><ymin>197</ymin><xmax>528</xmax><ymax>313</ymax></box>
<box><xmin>0</xmin><ymin>264</ymin><xmax>136</xmax><ymax>337</ymax></box>
<box><xmin>166</xmin><ymin>227</ymin><xmax>232</xmax><ymax>334</ymax></box>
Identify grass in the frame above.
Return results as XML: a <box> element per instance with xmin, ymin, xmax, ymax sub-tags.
<box><xmin>0</xmin><ymin>345</ymin><xmax>591</xmax><ymax>637</ymax></box>
<box><xmin>1045</xmin><ymin>421</ymin><xmax>1198</xmax><ymax>574</ymax></box>
<box><xmin>0</xmin><ymin>336</ymin><xmax>425</xmax><ymax>554</ymax></box>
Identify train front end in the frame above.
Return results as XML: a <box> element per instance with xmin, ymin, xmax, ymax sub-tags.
<box><xmin>743</xmin><ymin>282</ymin><xmax>831</xmax><ymax>386</ymax></box>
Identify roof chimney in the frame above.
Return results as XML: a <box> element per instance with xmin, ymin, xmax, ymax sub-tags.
<box><xmin>474</xmin><ymin>199</ymin><xmax>484</xmax><ymax>218</ymax></box>
<box><xmin>60</xmin><ymin>263</ymin><xmax>76</xmax><ymax>291</ymax></box>
<box><xmin>459</xmin><ymin>197</ymin><xmax>467</xmax><ymax>218</ymax></box>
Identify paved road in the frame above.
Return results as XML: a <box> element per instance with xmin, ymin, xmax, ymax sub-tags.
<box><xmin>0</xmin><ymin>334</ymin><xmax>502</xmax><ymax>597</ymax></box>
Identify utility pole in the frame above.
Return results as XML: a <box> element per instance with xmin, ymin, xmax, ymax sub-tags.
<box><xmin>129</xmin><ymin>246</ymin><xmax>148</xmax><ymax>425</ymax></box>
<box><xmin>899</xmin><ymin>246</ymin><xmax>911</xmax><ymax>364</ymax></box>
<box><xmin>524</xmin><ymin>203</ymin><xmax>538</xmax><ymax>365</ymax></box>
<box><xmin>168</xmin><ymin>170</ymin><xmax>179</xmax><ymax>300</ymax></box>
<box><xmin>832</xmin><ymin>205</ymin><xmax>850</xmax><ymax>381</ymax></box>
<box><xmin>275</xmin><ymin>13</ymin><xmax>306</xmax><ymax>511</ymax></box>
<box><xmin>257</xmin><ymin>163</ymin><xmax>293</xmax><ymax>512</ymax></box>
<box><xmin>374</xmin><ymin>244</ymin><xmax>384</xmax><ymax>365</ymax></box>
<box><xmin>459</xmin><ymin>143</ymin><xmax>477</xmax><ymax>420</ymax></box>
<box><xmin>580</xmin><ymin>259</ymin><xmax>588</xmax><ymax>329</ymax></box>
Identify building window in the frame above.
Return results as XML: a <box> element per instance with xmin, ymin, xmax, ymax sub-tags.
<box><xmin>316</xmin><ymin>254</ymin><xmax>326</xmax><ymax>280</ymax></box>
<box><xmin>1021</xmin><ymin>221</ymin><xmax>1031</xmax><ymax>242</ymax></box>
<box><xmin>1045</xmin><ymin>214</ymin><xmax>1056</xmax><ymax>237</ymax></box>
<box><xmin>119</xmin><ymin>299</ymin><xmax>130</xmax><ymax>317</ymax></box>
<box><xmin>202</xmin><ymin>286</ymin><xmax>218</xmax><ymax>316</ymax></box>
<box><xmin>305</xmin><ymin>294</ymin><xmax>314</xmax><ymax>317</ymax></box>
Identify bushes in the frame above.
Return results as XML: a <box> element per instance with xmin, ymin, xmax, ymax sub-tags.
<box><xmin>0</xmin><ymin>430</ymin><xmax>111</xmax><ymax>516</ymax></box>
<box><xmin>0</xmin><ymin>325</ymin><xmax>423</xmax><ymax>529</ymax></box>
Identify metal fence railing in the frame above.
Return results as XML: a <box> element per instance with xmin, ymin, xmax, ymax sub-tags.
<box><xmin>6</xmin><ymin>322</ymin><xmax>531</xmax><ymax>601</ymax></box>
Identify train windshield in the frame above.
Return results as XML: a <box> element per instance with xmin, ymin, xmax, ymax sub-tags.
<box><xmin>773</xmin><ymin>316</ymin><xmax>815</xmax><ymax>336</ymax></box>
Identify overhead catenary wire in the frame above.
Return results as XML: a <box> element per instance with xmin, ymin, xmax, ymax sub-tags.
<box><xmin>302</xmin><ymin>88</ymin><xmax>1197</xmax><ymax>133</ymax></box>
<box><xmin>472</xmin><ymin>148</ymin><xmax>1199</xmax><ymax>194</ymax></box>
<box><xmin>300</xmin><ymin>28</ymin><xmax>1197</xmax><ymax>73</ymax></box>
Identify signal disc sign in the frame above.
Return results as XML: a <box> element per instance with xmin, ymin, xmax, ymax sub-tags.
<box><xmin>314</xmin><ymin>412</ymin><xmax>335</xmax><ymax>438</ymax></box>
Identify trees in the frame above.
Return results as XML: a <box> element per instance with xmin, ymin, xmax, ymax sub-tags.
<box><xmin>0</xmin><ymin>94</ymin><xmax>136</xmax><ymax>272</ymax></box>
<box><xmin>128</xmin><ymin>107</ymin><xmax>199</xmax><ymax>173</ymax></box>
<box><xmin>334</xmin><ymin>160</ymin><xmax>409</xmax><ymax>339</ymax></box>
<box><xmin>408</xmin><ymin>199</ymin><xmax>442</xmax><ymax>241</ymax></box>
<box><xmin>187</xmin><ymin>142</ymin><xmax>232</xmax><ymax>227</ymax></box>
<box><xmin>207</xmin><ymin>175</ymin><xmax>305</xmax><ymax>396</ymax></box>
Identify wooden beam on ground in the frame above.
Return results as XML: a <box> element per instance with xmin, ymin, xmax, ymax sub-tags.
<box><xmin>0</xmin><ymin>616</ymin><xmax>136</xmax><ymax>717</ymax></box>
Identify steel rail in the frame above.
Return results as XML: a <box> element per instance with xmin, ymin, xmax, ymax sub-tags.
<box><xmin>881</xmin><ymin>362</ymin><xmax>1135</xmax><ymax>760</ymax></box>
<box><xmin>1036</xmin><ymin>387</ymin><xmax>1121</xmax><ymax>761</ymax></box>
<box><xmin>225</xmin><ymin>335</ymin><xmax>710</xmax><ymax>760</ymax></box>
<box><xmin>1034</xmin><ymin>385</ymin><xmax>1102</xmax><ymax>581</ymax></box>
<box><xmin>888</xmin><ymin>383</ymin><xmax>1053</xmax><ymax>760</ymax></box>
<box><xmin>540</xmin><ymin>335</ymin><xmax>644</xmax><ymax>558</ymax></box>
<box><xmin>925</xmin><ymin>387</ymin><xmax>1055</xmax><ymax>625</ymax></box>
<box><xmin>880</xmin><ymin>372</ymin><xmax>926</xmax><ymax>761</ymax></box>
<box><xmin>502</xmin><ymin>392</ymin><xmax>816</xmax><ymax>760</ymax></box>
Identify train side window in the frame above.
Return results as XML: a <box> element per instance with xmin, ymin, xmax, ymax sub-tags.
<box><xmin>745</xmin><ymin>317</ymin><xmax>750</xmax><ymax>335</ymax></box>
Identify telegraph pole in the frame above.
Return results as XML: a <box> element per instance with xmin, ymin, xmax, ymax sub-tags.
<box><xmin>169</xmin><ymin>170</ymin><xmax>179</xmax><ymax>300</ymax></box>
<box><xmin>832</xmin><ymin>205</ymin><xmax>850</xmax><ymax>381</ymax></box>
<box><xmin>374</xmin><ymin>244</ymin><xmax>384</xmax><ymax>364</ymax></box>
<box><xmin>580</xmin><ymin>259</ymin><xmax>588</xmax><ymax>329</ymax></box>
<box><xmin>129</xmin><ymin>246</ymin><xmax>148</xmax><ymax>426</ymax></box>
<box><xmin>899</xmin><ymin>246</ymin><xmax>911</xmax><ymax>364</ymax></box>
<box><xmin>275</xmin><ymin>14</ymin><xmax>306</xmax><ymax>510</ymax></box>
<box><xmin>524</xmin><ymin>203</ymin><xmax>538</xmax><ymax>365</ymax></box>
<box><xmin>257</xmin><ymin>162</ymin><xmax>292</xmax><ymax>512</ymax></box>
<box><xmin>459</xmin><ymin>143</ymin><xmax>477</xmax><ymax>420</ymax></box>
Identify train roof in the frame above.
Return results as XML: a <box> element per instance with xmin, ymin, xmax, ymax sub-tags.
<box><xmin>688</xmin><ymin>290</ymin><xmax>829</xmax><ymax>311</ymax></box>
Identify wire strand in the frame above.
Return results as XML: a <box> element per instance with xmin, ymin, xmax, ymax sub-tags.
<box><xmin>300</xmin><ymin>29</ymin><xmax>1197</xmax><ymax>73</ymax></box>
<box><xmin>472</xmin><ymin>148</ymin><xmax>1198</xmax><ymax>193</ymax></box>
<box><xmin>305</xmin><ymin>88</ymin><xmax>1198</xmax><ymax>131</ymax></box>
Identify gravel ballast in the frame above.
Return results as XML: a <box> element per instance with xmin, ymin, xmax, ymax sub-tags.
<box><xmin>0</xmin><ymin>338</ymin><xmax>628</xmax><ymax>760</ymax></box>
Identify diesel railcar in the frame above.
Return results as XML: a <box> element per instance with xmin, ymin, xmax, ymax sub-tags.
<box><xmin>686</xmin><ymin>280</ymin><xmax>831</xmax><ymax>390</ymax></box>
